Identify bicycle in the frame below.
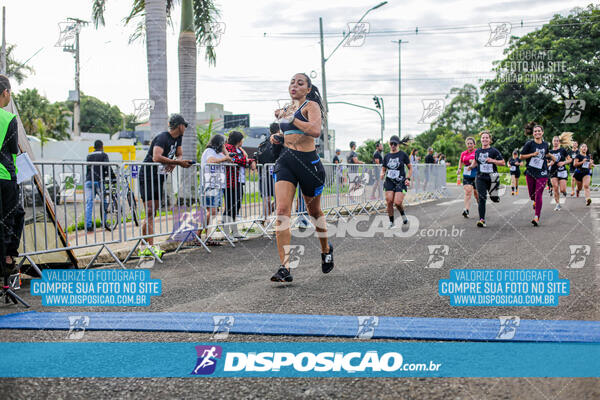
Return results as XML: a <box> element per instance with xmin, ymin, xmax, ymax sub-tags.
<box><xmin>102</xmin><ymin>170</ymin><xmax>139</xmax><ymax>231</ymax></box>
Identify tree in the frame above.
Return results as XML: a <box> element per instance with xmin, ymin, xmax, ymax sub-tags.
<box><xmin>92</xmin><ymin>0</ymin><xmax>220</xmax><ymax>147</ymax></box>
<box><xmin>480</xmin><ymin>5</ymin><xmax>600</xmax><ymax>154</ymax></box>
<box><xmin>356</xmin><ymin>139</ymin><xmax>394</xmax><ymax>163</ymax></box>
<box><xmin>13</xmin><ymin>89</ymin><xmax>70</xmax><ymax>140</ymax></box>
<box><xmin>196</xmin><ymin>117</ymin><xmax>216</xmax><ymax>160</ymax></box>
<box><xmin>431</xmin><ymin>84</ymin><xmax>485</xmax><ymax>138</ymax></box>
<box><xmin>6</xmin><ymin>44</ymin><xmax>35</xmax><ymax>84</ymax></box>
<box><xmin>63</xmin><ymin>94</ymin><xmax>123</xmax><ymax>133</ymax></box>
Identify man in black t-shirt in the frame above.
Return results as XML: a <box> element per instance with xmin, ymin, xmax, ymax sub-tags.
<box><xmin>372</xmin><ymin>142</ymin><xmax>383</xmax><ymax>165</ymax></box>
<box><xmin>422</xmin><ymin>147</ymin><xmax>435</xmax><ymax>191</ymax></box>
<box><xmin>0</xmin><ymin>74</ymin><xmax>24</xmax><ymax>275</ymax></box>
<box><xmin>84</xmin><ymin>140</ymin><xmax>113</xmax><ymax>231</ymax></box>
<box><xmin>332</xmin><ymin>149</ymin><xmax>341</xmax><ymax>164</ymax></box>
<box><xmin>138</xmin><ymin>114</ymin><xmax>193</xmax><ymax>251</ymax></box>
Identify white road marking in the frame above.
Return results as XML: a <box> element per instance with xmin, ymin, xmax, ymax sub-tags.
<box><xmin>436</xmin><ymin>199</ymin><xmax>463</xmax><ymax>206</ymax></box>
<box><xmin>513</xmin><ymin>199</ymin><xmax>529</xmax><ymax>205</ymax></box>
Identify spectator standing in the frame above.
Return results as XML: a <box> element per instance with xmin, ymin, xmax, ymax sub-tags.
<box><xmin>84</xmin><ymin>140</ymin><xmax>111</xmax><ymax>232</ymax></box>
<box><xmin>0</xmin><ymin>75</ymin><xmax>24</xmax><ymax>275</ymax></box>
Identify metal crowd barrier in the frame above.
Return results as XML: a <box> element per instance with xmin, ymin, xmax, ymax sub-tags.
<box><xmin>16</xmin><ymin>160</ymin><xmax>449</xmax><ymax>270</ymax></box>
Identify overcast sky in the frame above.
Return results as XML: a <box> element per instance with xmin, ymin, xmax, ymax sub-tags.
<box><xmin>5</xmin><ymin>0</ymin><xmax>588</xmax><ymax>150</ymax></box>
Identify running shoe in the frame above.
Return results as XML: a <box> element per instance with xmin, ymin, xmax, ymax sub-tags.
<box><xmin>586</xmin><ymin>198</ymin><xmax>592</xmax><ymax>206</ymax></box>
<box><xmin>576</xmin><ymin>190</ymin><xmax>580</xmax><ymax>197</ymax></box>
<box><xmin>462</xmin><ymin>209</ymin><xmax>469</xmax><ymax>218</ymax></box>
<box><xmin>511</xmin><ymin>191</ymin><xmax>514</xmax><ymax>196</ymax></box>
<box><xmin>271</xmin><ymin>266</ymin><xmax>293</xmax><ymax>282</ymax></box>
<box><xmin>476</xmin><ymin>219</ymin><xmax>486</xmax><ymax>228</ymax></box>
<box><xmin>516</xmin><ymin>189</ymin><xmax>519</xmax><ymax>195</ymax></box>
<box><xmin>137</xmin><ymin>247</ymin><xmax>154</xmax><ymax>257</ymax></box>
<box><xmin>532</xmin><ymin>201</ymin><xmax>536</xmax><ymax>210</ymax></box>
<box><xmin>388</xmin><ymin>222</ymin><xmax>395</xmax><ymax>229</ymax></box>
<box><xmin>152</xmin><ymin>245</ymin><xmax>165</xmax><ymax>258</ymax></box>
<box><xmin>571</xmin><ymin>191</ymin><xmax>575</xmax><ymax>196</ymax></box>
<box><xmin>402</xmin><ymin>215</ymin><xmax>408</xmax><ymax>225</ymax></box>
<box><xmin>554</xmin><ymin>204</ymin><xmax>561</xmax><ymax>211</ymax></box>
<box><xmin>321</xmin><ymin>243</ymin><xmax>334</xmax><ymax>273</ymax></box>
<box><xmin>531</xmin><ymin>216</ymin><xmax>539</xmax><ymax>227</ymax></box>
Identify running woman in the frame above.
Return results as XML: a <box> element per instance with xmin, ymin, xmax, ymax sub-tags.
<box><xmin>269</xmin><ymin>73</ymin><xmax>333</xmax><ymax>282</ymax></box>
<box><xmin>381</xmin><ymin>135</ymin><xmax>412</xmax><ymax>227</ymax></box>
<box><xmin>520</xmin><ymin>125</ymin><xmax>556</xmax><ymax>226</ymax></box>
<box><xmin>508</xmin><ymin>150</ymin><xmax>522</xmax><ymax>195</ymax></box>
<box><xmin>548</xmin><ymin>133</ymin><xmax>573</xmax><ymax>211</ymax></box>
<box><xmin>572</xmin><ymin>143</ymin><xmax>595</xmax><ymax>206</ymax></box>
<box><xmin>457</xmin><ymin>137</ymin><xmax>478</xmax><ymax>218</ymax></box>
<box><xmin>569</xmin><ymin>140</ymin><xmax>579</xmax><ymax>196</ymax></box>
<box><xmin>468</xmin><ymin>131</ymin><xmax>505</xmax><ymax>227</ymax></box>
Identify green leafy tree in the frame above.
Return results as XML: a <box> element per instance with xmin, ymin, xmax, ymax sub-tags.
<box><xmin>196</xmin><ymin>117</ymin><xmax>216</xmax><ymax>160</ymax></box>
<box><xmin>431</xmin><ymin>131</ymin><xmax>464</xmax><ymax>163</ymax></box>
<box><xmin>356</xmin><ymin>139</ymin><xmax>390</xmax><ymax>163</ymax></box>
<box><xmin>480</xmin><ymin>5</ymin><xmax>600</xmax><ymax>154</ymax></box>
<box><xmin>13</xmin><ymin>89</ymin><xmax>70</xmax><ymax>140</ymax></box>
<box><xmin>63</xmin><ymin>94</ymin><xmax>123</xmax><ymax>133</ymax></box>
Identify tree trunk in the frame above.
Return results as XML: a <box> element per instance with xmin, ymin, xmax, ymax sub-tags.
<box><xmin>178</xmin><ymin>0</ymin><xmax>197</xmax><ymax>201</ymax></box>
<box><xmin>145</xmin><ymin>0</ymin><xmax>168</xmax><ymax>138</ymax></box>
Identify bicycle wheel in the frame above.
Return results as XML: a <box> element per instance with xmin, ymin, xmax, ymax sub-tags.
<box><xmin>128</xmin><ymin>189</ymin><xmax>139</xmax><ymax>227</ymax></box>
<box><xmin>104</xmin><ymin>193</ymin><xmax>119</xmax><ymax>231</ymax></box>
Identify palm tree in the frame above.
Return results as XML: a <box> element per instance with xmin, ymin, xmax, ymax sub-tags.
<box><xmin>91</xmin><ymin>0</ymin><xmax>219</xmax><ymax>142</ymax></box>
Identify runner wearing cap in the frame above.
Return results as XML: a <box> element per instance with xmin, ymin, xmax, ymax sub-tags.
<box><xmin>520</xmin><ymin>125</ymin><xmax>556</xmax><ymax>226</ymax></box>
<box><xmin>381</xmin><ymin>135</ymin><xmax>412</xmax><ymax>227</ymax></box>
<box><xmin>457</xmin><ymin>137</ymin><xmax>478</xmax><ymax>218</ymax></box>
<box><xmin>138</xmin><ymin>113</ymin><xmax>193</xmax><ymax>256</ymax></box>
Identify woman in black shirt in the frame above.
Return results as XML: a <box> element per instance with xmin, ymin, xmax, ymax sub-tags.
<box><xmin>548</xmin><ymin>133</ymin><xmax>572</xmax><ymax>211</ymax></box>
<box><xmin>519</xmin><ymin>125</ymin><xmax>556</xmax><ymax>226</ymax></box>
<box><xmin>572</xmin><ymin>143</ymin><xmax>595</xmax><ymax>205</ymax></box>
<box><xmin>467</xmin><ymin>131</ymin><xmax>505</xmax><ymax>227</ymax></box>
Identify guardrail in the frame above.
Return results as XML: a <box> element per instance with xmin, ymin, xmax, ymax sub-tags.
<box><xmin>16</xmin><ymin>161</ymin><xmax>448</xmax><ymax>271</ymax></box>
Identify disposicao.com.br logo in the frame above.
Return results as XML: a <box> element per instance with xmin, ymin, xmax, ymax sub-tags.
<box><xmin>190</xmin><ymin>345</ymin><xmax>442</xmax><ymax>376</ymax></box>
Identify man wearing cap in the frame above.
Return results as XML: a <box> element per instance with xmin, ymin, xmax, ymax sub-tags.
<box><xmin>380</xmin><ymin>135</ymin><xmax>412</xmax><ymax>227</ymax></box>
<box><xmin>138</xmin><ymin>114</ymin><xmax>193</xmax><ymax>257</ymax></box>
<box><xmin>84</xmin><ymin>140</ymin><xmax>112</xmax><ymax>232</ymax></box>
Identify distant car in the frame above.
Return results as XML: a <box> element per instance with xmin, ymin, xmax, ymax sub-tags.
<box><xmin>21</xmin><ymin>174</ymin><xmax>62</xmax><ymax>207</ymax></box>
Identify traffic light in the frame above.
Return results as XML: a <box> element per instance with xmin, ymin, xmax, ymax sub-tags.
<box><xmin>373</xmin><ymin>96</ymin><xmax>381</xmax><ymax>109</ymax></box>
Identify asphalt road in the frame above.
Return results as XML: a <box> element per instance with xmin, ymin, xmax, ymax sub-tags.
<box><xmin>1</xmin><ymin>186</ymin><xmax>599</xmax><ymax>399</ymax></box>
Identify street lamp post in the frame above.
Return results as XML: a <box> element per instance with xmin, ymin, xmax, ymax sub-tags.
<box><xmin>319</xmin><ymin>1</ymin><xmax>388</xmax><ymax>159</ymax></box>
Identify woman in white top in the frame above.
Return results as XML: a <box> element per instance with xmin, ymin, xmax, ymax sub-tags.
<box><xmin>199</xmin><ymin>135</ymin><xmax>231</xmax><ymax>243</ymax></box>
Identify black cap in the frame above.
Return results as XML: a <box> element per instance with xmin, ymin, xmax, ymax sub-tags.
<box><xmin>389</xmin><ymin>135</ymin><xmax>401</xmax><ymax>144</ymax></box>
<box><xmin>169</xmin><ymin>114</ymin><xmax>189</xmax><ymax>129</ymax></box>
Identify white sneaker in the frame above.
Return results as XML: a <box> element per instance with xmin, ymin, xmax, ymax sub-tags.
<box><xmin>388</xmin><ymin>222</ymin><xmax>395</xmax><ymax>229</ymax></box>
<box><xmin>554</xmin><ymin>204</ymin><xmax>561</xmax><ymax>211</ymax></box>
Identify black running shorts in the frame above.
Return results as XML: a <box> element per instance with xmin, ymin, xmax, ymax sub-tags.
<box><xmin>383</xmin><ymin>178</ymin><xmax>407</xmax><ymax>193</ymax></box>
<box><xmin>273</xmin><ymin>147</ymin><xmax>326</xmax><ymax>197</ymax></box>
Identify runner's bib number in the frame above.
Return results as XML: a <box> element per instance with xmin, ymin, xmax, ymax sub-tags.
<box><xmin>387</xmin><ymin>169</ymin><xmax>401</xmax><ymax>179</ymax></box>
<box><xmin>529</xmin><ymin>157</ymin><xmax>544</xmax><ymax>169</ymax></box>
<box><xmin>479</xmin><ymin>163</ymin><xmax>493</xmax><ymax>173</ymax></box>
<box><xmin>509</xmin><ymin>166</ymin><xmax>516</xmax><ymax>172</ymax></box>
<box><xmin>463</xmin><ymin>166</ymin><xmax>473</xmax><ymax>176</ymax></box>
<box><xmin>583</xmin><ymin>161</ymin><xmax>590</xmax><ymax>169</ymax></box>
<box><xmin>557</xmin><ymin>170</ymin><xmax>567</xmax><ymax>178</ymax></box>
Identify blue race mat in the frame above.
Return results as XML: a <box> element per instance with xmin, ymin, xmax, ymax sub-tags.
<box><xmin>0</xmin><ymin>311</ymin><xmax>599</xmax><ymax>342</ymax></box>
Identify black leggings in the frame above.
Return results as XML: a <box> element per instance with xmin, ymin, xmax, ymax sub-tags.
<box><xmin>475</xmin><ymin>175</ymin><xmax>491</xmax><ymax>220</ymax></box>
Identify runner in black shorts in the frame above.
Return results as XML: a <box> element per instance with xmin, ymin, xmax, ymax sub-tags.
<box><xmin>548</xmin><ymin>133</ymin><xmax>572</xmax><ymax>211</ymax></box>
<box><xmin>457</xmin><ymin>137</ymin><xmax>478</xmax><ymax>218</ymax></box>
<box><xmin>381</xmin><ymin>135</ymin><xmax>412</xmax><ymax>227</ymax></box>
<box><xmin>269</xmin><ymin>73</ymin><xmax>333</xmax><ymax>283</ymax></box>
<box><xmin>573</xmin><ymin>143</ymin><xmax>594</xmax><ymax>205</ymax></box>
<box><xmin>508</xmin><ymin>150</ymin><xmax>521</xmax><ymax>196</ymax></box>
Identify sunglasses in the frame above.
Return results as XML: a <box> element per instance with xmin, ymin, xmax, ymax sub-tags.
<box><xmin>390</xmin><ymin>142</ymin><xmax>399</xmax><ymax>146</ymax></box>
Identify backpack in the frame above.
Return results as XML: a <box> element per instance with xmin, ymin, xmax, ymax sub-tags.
<box><xmin>256</xmin><ymin>135</ymin><xmax>277</xmax><ymax>164</ymax></box>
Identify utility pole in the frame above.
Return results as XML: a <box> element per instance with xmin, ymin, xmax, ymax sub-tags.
<box><xmin>319</xmin><ymin>17</ymin><xmax>329</xmax><ymax>160</ymax></box>
<box><xmin>0</xmin><ymin>7</ymin><xmax>6</xmax><ymax>75</ymax></box>
<box><xmin>58</xmin><ymin>18</ymin><xmax>88</xmax><ymax>137</ymax></box>
<box><xmin>319</xmin><ymin>2</ymin><xmax>388</xmax><ymax>159</ymax></box>
<box><xmin>392</xmin><ymin>39</ymin><xmax>408</xmax><ymax>137</ymax></box>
